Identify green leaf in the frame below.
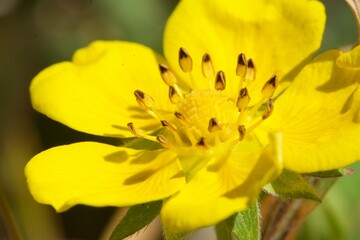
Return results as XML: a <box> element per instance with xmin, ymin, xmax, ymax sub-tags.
<box><xmin>264</xmin><ymin>169</ymin><xmax>321</xmax><ymax>201</ymax></box>
<box><xmin>163</xmin><ymin>229</ymin><xmax>188</xmax><ymax>240</ymax></box>
<box><xmin>215</xmin><ymin>202</ymin><xmax>260</xmax><ymax>240</ymax></box>
<box><xmin>303</xmin><ymin>168</ymin><xmax>355</xmax><ymax>178</ymax></box>
<box><xmin>215</xmin><ymin>221</ymin><xmax>233</xmax><ymax>240</ymax></box>
<box><xmin>109</xmin><ymin>201</ymin><xmax>162</xmax><ymax>240</ymax></box>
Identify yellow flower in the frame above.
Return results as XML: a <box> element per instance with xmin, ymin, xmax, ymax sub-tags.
<box><xmin>25</xmin><ymin>0</ymin><xmax>360</xmax><ymax>232</ymax></box>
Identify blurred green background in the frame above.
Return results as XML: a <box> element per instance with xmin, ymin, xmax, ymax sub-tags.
<box><xmin>0</xmin><ymin>0</ymin><xmax>359</xmax><ymax>239</ymax></box>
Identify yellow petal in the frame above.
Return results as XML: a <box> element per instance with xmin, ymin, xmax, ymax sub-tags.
<box><xmin>264</xmin><ymin>49</ymin><xmax>360</xmax><ymax>173</ymax></box>
<box><xmin>161</xmin><ymin>134</ymin><xmax>282</xmax><ymax>231</ymax></box>
<box><xmin>336</xmin><ymin>45</ymin><xmax>360</xmax><ymax>68</ymax></box>
<box><xmin>30</xmin><ymin>41</ymin><xmax>174</xmax><ymax>137</ymax></box>
<box><xmin>164</xmin><ymin>0</ymin><xmax>325</xmax><ymax>101</ymax></box>
<box><xmin>25</xmin><ymin>142</ymin><xmax>185</xmax><ymax>211</ymax></box>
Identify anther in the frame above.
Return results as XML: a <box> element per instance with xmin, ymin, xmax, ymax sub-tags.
<box><xmin>238</xmin><ymin>125</ymin><xmax>246</xmax><ymax>141</ymax></box>
<box><xmin>174</xmin><ymin>111</ymin><xmax>191</xmax><ymax>126</ymax></box>
<box><xmin>215</xmin><ymin>71</ymin><xmax>226</xmax><ymax>90</ymax></box>
<box><xmin>236</xmin><ymin>88</ymin><xmax>250</xmax><ymax>110</ymax></box>
<box><xmin>179</xmin><ymin>47</ymin><xmax>193</xmax><ymax>72</ymax></box>
<box><xmin>202</xmin><ymin>53</ymin><xmax>215</xmax><ymax>79</ymax></box>
<box><xmin>156</xmin><ymin>135</ymin><xmax>168</xmax><ymax>145</ymax></box>
<box><xmin>262</xmin><ymin>99</ymin><xmax>274</xmax><ymax>120</ymax></box>
<box><xmin>262</xmin><ymin>75</ymin><xmax>278</xmax><ymax>98</ymax></box>
<box><xmin>174</xmin><ymin>112</ymin><xmax>185</xmax><ymax>120</ymax></box>
<box><xmin>236</xmin><ymin>53</ymin><xmax>247</xmax><ymax>77</ymax></box>
<box><xmin>134</xmin><ymin>90</ymin><xmax>155</xmax><ymax>110</ymax></box>
<box><xmin>169</xmin><ymin>86</ymin><xmax>181</xmax><ymax>104</ymax></box>
<box><xmin>161</xmin><ymin>120</ymin><xmax>177</xmax><ymax>131</ymax></box>
<box><xmin>127</xmin><ymin>122</ymin><xmax>145</xmax><ymax>137</ymax></box>
<box><xmin>159</xmin><ymin>64</ymin><xmax>177</xmax><ymax>86</ymax></box>
<box><xmin>196</xmin><ymin>137</ymin><xmax>208</xmax><ymax>149</ymax></box>
<box><xmin>208</xmin><ymin>117</ymin><xmax>222</xmax><ymax>132</ymax></box>
<box><xmin>245</xmin><ymin>59</ymin><xmax>256</xmax><ymax>82</ymax></box>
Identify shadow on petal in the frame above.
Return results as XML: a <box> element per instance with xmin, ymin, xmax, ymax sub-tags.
<box><xmin>130</xmin><ymin>151</ymin><xmax>163</xmax><ymax>164</ymax></box>
<box><xmin>123</xmin><ymin>169</ymin><xmax>156</xmax><ymax>185</ymax></box>
<box><xmin>340</xmin><ymin>87</ymin><xmax>358</xmax><ymax>114</ymax></box>
<box><xmin>352</xmin><ymin>108</ymin><xmax>360</xmax><ymax>123</ymax></box>
<box><xmin>104</xmin><ymin>150</ymin><xmax>129</xmax><ymax>163</ymax></box>
<box><xmin>316</xmin><ymin>57</ymin><xmax>358</xmax><ymax>92</ymax></box>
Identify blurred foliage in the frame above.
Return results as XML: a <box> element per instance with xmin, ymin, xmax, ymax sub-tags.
<box><xmin>320</xmin><ymin>0</ymin><xmax>358</xmax><ymax>51</ymax></box>
<box><xmin>0</xmin><ymin>0</ymin><xmax>359</xmax><ymax>239</ymax></box>
<box><xmin>298</xmin><ymin>162</ymin><xmax>360</xmax><ymax>240</ymax></box>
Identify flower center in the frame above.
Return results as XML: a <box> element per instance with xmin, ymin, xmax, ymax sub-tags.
<box><xmin>128</xmin><ymin>47</ymin><xmax>278</xmax><ymax>152</ymax></box>
<box><xmin>178</xmin><ymin>89</ymin><xmax>238</xmax><ymax>145</ymax></box>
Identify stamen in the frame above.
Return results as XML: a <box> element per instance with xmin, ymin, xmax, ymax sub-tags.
<box><xmin>175</xmin><ymin>111</ymin><xmax>185</xmax><ymax>120</ymax></box>
<box><xmin>245</xmin><ymin>59</ymin><xmax>255</xmax><ymax>82</ymax></box>
<box><xmin>262</xmin><ymin>99</ymin><xmax>274</xmax><ymax>120</ymax></box>
<box><xmin>174</xmin><ymin>111</ymin><xmax>192</xmax><ymax>125</ymax></box>
<box><xmin>127</xmin><ymin>122</ymin><xmax>145</xmax><ymax>137</ymax></box>
<box><xmin>238</xmin><ymin>125</ymin><xmax>246</xmax><ymax>141</ymax></box>
<box><xmin>236</xmin><ymin>87</ymin><xmax>250</xmax><ymax>110</ymax></box>
<box><xmin>215</xmin><ymin>71</ymin><xmax>226</xmax><ymax>90</ymax></box>
<box><xmin>169</xmin><ymin>86</ymin><xmax>181</xmax><ymax>104</ymax></box>
<box><xmin>262</xmin><ymin>75</ymin><xmax>278</xmax><ymax>98</ymax></box>
<box><xmin>236</xmin><ymin>53</ymin><xmax>247</xmax><ymax>78</ymax></box>
<box><xmin>128</xmin><ymin>122</ymin><xmax>163</xmax><ymax>143</ymax></box>
<box><xmin>159</xmin><ymin>64</ymin><xmax>177</xmax><ymax>86</ymax></box>
<box><xmin>179</xmin><ymin>47</ymin><xmax>193</xmax><ymax>72</ymax></box>
<box><xmin>249</xmin><ymin>96</ymin><xmax>266</xmax><ymax>117</ymax></box>
<box><xmin>156</xmin><ymin>135</ymin><xmax>169</xmax><ymax>145</ymax></box>
<box><xmin>202</xmin><ymin>53</ymin><xmax>215</xmax><ymax>79</ymax></box>
<box><xmin>161</xmin><ymin>120</ymin><xmax>177</xmax><ymax>131</ymax></box>
<box><xmin>134</xmin><ymin>90</ymin><xmax>155</xmax><ymax>110</ymax></box>
<box><xmin>208</xmin><ymin>117</ymin><xmax>222</xmax><ymax>132</ymax></box>
<box><xmin>247</xmin><ymin>99</ymin><xmax>275</xmax><ymax>133</ymax></box>
<box><xmin>159</xmin><ymin>64</ymin><xmax>184</xmax><ymax>99</ymax></box>
<box><xmin>196</xmin><ymin>137</ymin><xmax>208</xmax><ymax>149</ymax></box>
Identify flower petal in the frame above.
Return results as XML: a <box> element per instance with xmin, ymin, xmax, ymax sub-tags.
<box><xmin>30</xmin><ymin>41</ymin><xmax>174</xmax><ymax>137</ymax></box>
<box><xmin>25</xmin><ymin>142</ymin><xmax>185</xmax><ymax>211</ymax></box>
<box><xmin>264</xmin><ymin>49</ymin><xmax>360</xmax><ymax>172</ymax></box>
<box><xmin>164</xmin><ymin>0</ymin><xmax>325</xmax><ymax>101</ymax></box>
<box><xmin>336</xmin><ymin>45</ymin><xmax>360</xmax><ymax>69</ymax></box>
<box><xmin>161</xmin><ymin>134</ymin><xmax>282</xmax><ymax>231</ymax></box>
